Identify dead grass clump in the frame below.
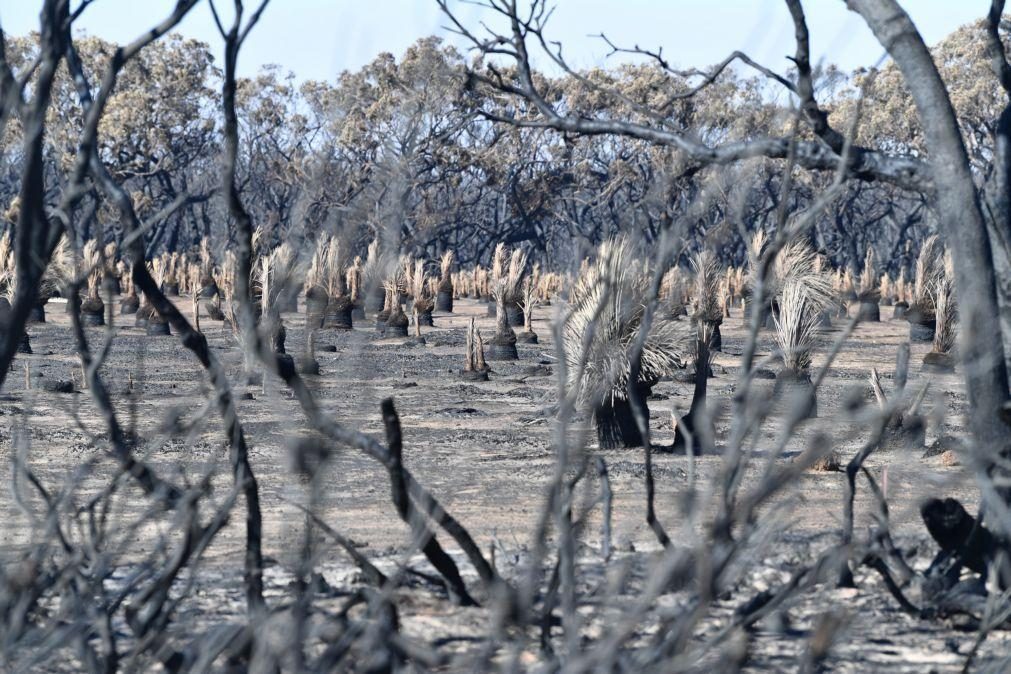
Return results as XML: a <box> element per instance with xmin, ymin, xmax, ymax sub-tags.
<box><xmin>382</xmin><ymin>273</ymin><xmax>409</xmax><ymax>338</ymax></box>
<box><xmin>517</xmin><ymin>265</ymin><xmax>540</xmax><ymax>344</ymax></box>
<box><xmin>856</xmin><ymin>249</ymin><xmax>880</xmax><ymax>320</ymax></box>
<box><xmin>409</xmin><ymin>258</ymin><xmax>435</xmax><ymax>326</ymax></box>
<box><xmin>907</xmin><ymin>236</ymin><xmax>943</xmax><ymax>342</ymax></box>
<box><xmin>436</xmin><ymin>250</ymin><xmax>454</xmax><ymax>312</ymax></box>
<box><xmin>772</xmin><ymin>280</ymin><xmax>823</xmax><ymax>418</ymax></box>
<box><xmin>80</xmin><ymin>239</ymin><xmax>105</xmax><ymax>325</ymax></box>
<box><xmin>924</xmin><ymin>254</ymin><xmax>956</xmax><ymax>372</ymax></box>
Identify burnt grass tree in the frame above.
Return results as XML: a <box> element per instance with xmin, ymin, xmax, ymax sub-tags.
<box><xmin>563</xmin><ymin>237</ymin><xmax>692</xmax><ymax>449</ymax></box>
<box><xmin>4</xmin><ymin>0</ymin><xmax>1011</xmax><ymax>671</ymax></box>
<box><xmin>436</xmin><ymin>249</ymin><xmax>454</xmax><ymax>312</ymax></box>
<box><xmin>443</xmin><ymin>0</ymin><xmax>1011</xmax><ymax>638</ymax></box>
<box><xmin>671</xmin><ymin>250</ymin><xmax>723</xmax><ymax>453</ymax></box>
<box><xmin>906</xmin><ymin>234</ymin><xmax>944</xmax><ymax>343</ymax></box>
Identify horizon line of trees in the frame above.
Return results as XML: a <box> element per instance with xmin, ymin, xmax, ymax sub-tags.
<box><xmin>0</xmin><ymin>18</ymin><xmax>999</xmax><ymax>273</ymax></box>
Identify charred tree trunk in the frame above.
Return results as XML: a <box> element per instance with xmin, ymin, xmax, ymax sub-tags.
<box><xmin>850</xmin><ymin>0</ymin><xmax>1010</xmax><ymax>459</ymax></box>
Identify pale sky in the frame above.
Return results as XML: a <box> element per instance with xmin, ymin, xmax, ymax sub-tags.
<box><xmin>0</xmin><ymin>1</ymin><xmax>988</xmax><ymax>83</ymax></box>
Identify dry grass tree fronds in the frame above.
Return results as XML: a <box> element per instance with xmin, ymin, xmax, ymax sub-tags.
<box><xmin>218</xmin><ymin>252</ymin><xmax>251</xmax><ymax>347</ymax></box>
<box><xmin>45</xmin><ymin>234</ymin><xmax>74</xmax><ymax>299</ymax></box>
<box><xmin>176</xmin><ymin>258</ymin><xmax>190</xmax><ymax>295</ymax></box>
<box><xmin>52</xmin><ymin>234</ymin><xmax>73</xmax><ymax>272</ymax></box>
<box><xmin>690</xmin><ymin>250</ymin><xmax>722</xmax><ymax>324</ymax></box>
<box><xmin>744</xmin><ymin>229</ymin><xmax>769</xmax><ymax>299</ymax></box>
<box><xmin>360</xmin><ymin>238</ymin><xmax>389</xmax><ymax>308</ymax></box>
<box><xmin>439</xmin><ymin>250</ymin><xmax>454</xmax><ymax>292</ymax></box>
<box><xmin>166</xmin><ymin>251</ymin><xmax>181</xmax><ymax>285</ymax></box>
<box><xmin>382</xmin><ymin>274</ymin><xmax>409</xmax><ymax>335</ymax></box>
<box><xmin>769</xmin><ymin>240</ymin><xmax>835</xmax><ymax>312</ymax></box>
<box><xmin>0</xmin><ymin>232</ymin><xmax>12</xmax><ymax>271</ymax></box>
<box><xmin>660</xmin><ymin>267</ymin><xmax>687</xmax><ymax>315</ymax></box>
<box><xmin>857</xmin><ymin>248</ymin><xmax>879</xmax><ymax>301</ymax></box>
<box><xmin>82</xmin><ymin>239</ymin><xmax>103</xmax><ymax>300</ymax></box>
<box><xmin>831</xmin><ymin>268</ymin><xmax>845</xmax><ymax>298</ymax></box>
<box><xmin>879</xmin><ymin>274</ymin><xmax>893</xmax><ymax>304</ymax></box>
<box><xmin>895</xmin><ymin>267</ymin><xmax>908</xmax><ymax>305</ymax></box>
<box><xmin>218</xmin><ymin>250</ymin><xmax>236</xmax><ymax>304</ymax></box>
<box><xmin>79</xmin><ymin>240</ymin><xmax>108</xmax><ymax>324</ymax></box>
<box><xmin>772</xmin><ymin>280</ymin><xmax>823</xmax><ymax>375</ymax></box>
<box><xmin>564</xmin><ymin>237</ymin><xmax>693</xmax><ymax>448</ymax></box>
<box><xmin>103</xmin><ymin>241</ymin><xmax>118</xmax><ymax>274</ymax></box>
<box><xmin>474</xmin><ymin>265</ymin><xmax>490</xmax><ymax>297</ymax></box>
<box><xmin>151</xmin><ymin>256</ymin><xmax>166</xmax><ymax>289</ymax></box>
<box><xmin>0</xmin><ymin>269</ymin><xmax>14</xmax><ymax>305</ymax></box>
<box><xmin>745</xmin><ymin>230</ymin><xmax>835</xmax><ymax>319</ymax></box>
<box><xmin>251</xmin><ymin>225</ymin><xmax>267</xmax><ymax>264</ymax></box>
<box><xmin>188</xmin><ymin>259</ymin><xmax>201</xmax><ymax>293</ymax></box>
<box><xmin>536</xmin><ymin>271</ymin><xmax>556</xmax><ymax>303</ymax></box>
<box><xmin>518</xmin><ymin>274</ymin><xmax>539</xmax><ymax>339</ymax></box>
<box><xmin>321</xmin><ymin>236</ymin><xmax>348</xmax><ymax>301</ymax></box>
<box><xmin>259</xmin><ymin>254</ymin><xmax>271</xmax><ymax>317</ymax></box>
<box><xmin>842</xmin><ymin>268</ymin><xmax>854</xmax><ymax>296</ymax></box>
<box><xmin>0</xmin><ymin>233</ymin><xmax>13</xmax><ymax>305</ymax></box>
<box><xmin>506</xmin><ymin>247</ymin><xmax>527</xmax><ymax>299</ymax></box>
<box><xmin>911</xmin><ymin>235</ymin><xmax>943</xmax><ymax>317</ymax></box>
<box><xmin>258</xmin><ymin>252</ymin><xmax>289</xmax><ymax>354</ymax></box>
<box><xmin>719</xmin><ymin>276</ymin><xmax>732</xmax><ymax>319</ymax></box>
<box><xmin>270</xmin><ymin>242</ymin><xmax>297</xmax><ymax>300</ymax></box>
<box><xmin>305</xmin><ymin>237</ymin><xmax>329</xmax><ymax>298</ymax></box>
<box><xmin>397</xmin><ymin>254</ymin><xmax>413</xmax><ymax>294</ymax></box>
<box><xmin>347</xmin><ymin>256</ymin><xmax>362</xmax><ymax>304</ymax></box>
<box><xmin>410</xmin><ymin>259</ymin><xmax>434</xmax><ymax>312</ymax></box>
<box><xmin>723</xmin><ymin>266</ymin><xmax>737</xmax><ymax>306</ymax></box>
<box><xmin>491</xmin><ymin>278</ymin><xmax>513</xmax><ymax>338</ymax></box>
<box><xmin>931</xmin><ymin>256</ymin><xmax>957</xmax><ymax>356</ymax></box>
<box><xmin>749</xmin><ymin>228</ymin><xmax>768</xmax><ymax>261</ymax></box>
<box><xmin>199</xmin><ymin>237</ymin><xmax>214</xmax><ymax>277</ymax></box>
<box><xmin>463</xmin><ymin>317</ymin><xmax>475</xmax><ymax>372</ymax></box>
<box><xmin>931</xmin><ymin>277</ymin><xmax>956</xmax><ymax>355</ymax></box>
<box><xmin>490</xmin><ymin>242</ymin><xmax>507</xmax><ymax>288</ymax></box>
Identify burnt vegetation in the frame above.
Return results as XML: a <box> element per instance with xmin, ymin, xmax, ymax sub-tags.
<box><xmin>2</xmin><ymin>0</ymin><xmax>1011</xmax><ymax>671</ymax></box>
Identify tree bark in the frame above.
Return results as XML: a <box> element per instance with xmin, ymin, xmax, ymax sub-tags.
<box><xmin>848</xmin><ymin>0</ymin><xmax>1010</xmax><ymax>457</ymax></box>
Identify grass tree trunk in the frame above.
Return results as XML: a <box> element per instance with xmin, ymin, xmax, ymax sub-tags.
<box><xmin>595</xmin><ymin>395</ymin><xmax>645</xmax><ymax>449</ymax></box>
<box><xmin>674</xmin><ymin>337</ymin><xmax>712</xmax><ymax>454</ymax></box>
<box><xmin>487</xmin><ymin>293</ymin><xmax>518</xmax><ymax>360</ymax></box>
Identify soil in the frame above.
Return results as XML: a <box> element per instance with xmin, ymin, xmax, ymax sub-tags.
<box><xmin>0</xmin><ymin>297</ymin><xmax>1006</xmax><ymax>671</ymax></box>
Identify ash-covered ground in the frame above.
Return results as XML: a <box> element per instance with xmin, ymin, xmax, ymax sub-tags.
<box><xmin>1</xmin><ymin>297</ymin><xmax>1006</xmax><ymax>671</ymax></box>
